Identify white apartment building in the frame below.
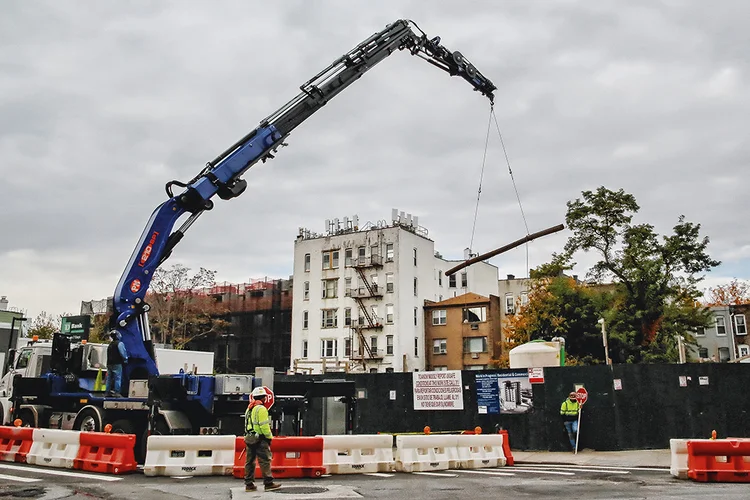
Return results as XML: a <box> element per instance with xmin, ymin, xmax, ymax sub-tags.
<box><xmin>290</xmin><ymin>210</ymin><xmax>498</xmax><ymax>374</ymax></box>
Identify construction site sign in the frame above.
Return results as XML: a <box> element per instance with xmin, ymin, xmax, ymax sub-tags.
<box><xmin>413</xmin><ymin>370</ymin><xmax>464</xmax><ymax>410</ymax></box>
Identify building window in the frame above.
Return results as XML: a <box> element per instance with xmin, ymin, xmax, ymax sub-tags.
<box><xmin>461</xmin><ymin>272</ymin><xmax>468</xmax><ymax>288</ymax></box>
<box><xmin>386</xmin><ymin>304</ymin><xmax>394</xmax><ymax>324</ymax></box>
<box><xmin>734</xmin><ymin>315</ymin><xmax>747</xmax><ymax>335</ymax></box>
<box><xmin>464</xmin><ymin>365</ymin><xmax>486</xmax><ymax>371</ymax></box>
<box><xmin>463</xmin><ymin>306</ymin><xmax>487</xmax><ymax>323</ymax></box>
<box><xmin>370</xmin><ymin>336</ymin><xmax>378</xmax><ymax>355</ymax></box>
<box><xmin>449</xmin><ymin>274</ymin><xmax>456</xmax><ymax>288</ymax></box>
<box><xmin>413</xmin><ymin>277</ymin><xmax>418</xmax><ymax>297</ymax></box>
<box><xmin>322</xmin><ymin>278</ymin><xmax>338</xmax><ymax>299</ymax></box>
<box><xmin>321</xmin><ymin>339</ymin><xmax>338</xmax><ymax>357</ymax></box>
<box><xmin>371</xmin><ymin>274</ymin><xmax>379</xmax><ymax>292</ymax></box>
<box><xmin>321</xmin><ymin>309</ymin><xmax>338</xmax><ymax>328</ymax></box>
<box><xmin>302</xmin><ymin>311</ymin><xmax>308</xmax><ymax>329</ymax></box>
<box><xmin>716</xmin><ymin>316</ymin><xmax>726</xmax><ymax>336</ymax></box>
<box><xmin>739</xmin><ymin>344</ymin><xmax>750</xmax><ymax>357</ymax></box>
<box><xmin>438</xmin><ymin>270</ymin><xmax>443</xmax><ymax>286</ymax></box>
<box><xmin>505</xmin><ymin>293</ymin><xmax>515</xmax><ymax>314</ymax></box>
<box><xmin>385</xmin><ymin>367</ymin><xmax>394</xmax><ymax>373</ymax></box>
<box><xmin>386</xmin><ymin>273</ymin><xmax>394</xmax><ymax>293</ymax></box>
<box><xmin>698</xmin><ymin>347</ymin><xmax>708</xmax><ymax>358</ymax></box>
<box><xmin>463</xmin><ymin>336</ymin><xmax>488</xmax><ymax>353</ymax></box>
<box><xmin>414</xmin><ymin>337</ymin><xmax>419</xmax><ymax>357</ymax></box>
<box><xmin>719</xmin><ymin>347</ymin><xmax>730</xmax><ymax>362</ymax></box>
<box><xmin>413</xmin><ymin>247</ymin><xmax>417</xmax><ymax>266</ymax></box>
<box><xmin>322</xmin><ymin>250</ymin><xmax>339</xmax><ymax>270</ymax></box>
<box><xmin>433</xmin><ymin>365</ymin><xmax>448</xmax><ymax>371</ymax></box>
<box><xmin>345</xmin><ymin>277</ymin><xmax>352</xmax><ymax>297</ymax></box>
<box><xmin>369</xmin><ymin>368</ymin><xmax>378</xmax><ymax>374</ymax></box>
<box><xmin>345</xmin><ymin>338</ymin><xmax>351</xmax><ymax>357</ymax></box>
<box><xmin>371</xmin><ymin>245</ymin><xmax>379</xmax><ymax>259</ymax></box>
<box><xmin>303</xmin><ymin>281</ymin><xmax>310</xmax><ymax>300</ymax></box>
<box><xmin>345</xmin><ymin>248</ymin><xmax>353</xmax><ymax>267</ymax></box>
<box><xmin>433</xmin><ymin>339</ymin><xmax>447</xmax><ymax>355</ymax></box>
<box><xmin>358</xmin><ymin>246</ymin><xmax>366</xmax><ymax>265</ymax></box>
<box><xmin>386</xmin><ymin>335</ymin><xmax>394</xmax><ymax>355</ymax></box>
<box><xmin>304</xmin><ymin>253</ymin><xmax>310</xmax><ymax>272</ymax></box>
<box><xmin>344</xmin><ymin>307</ymin><xmax>352</xmax><ymax>327</ymax></box>
<box><xmin>696</xmin><ymin>326</ymin><xmax>705</xmax><ymax>337</ymax></box>
<box><xmin>386</xmin><ymin>243</ymin><xmax>394</xmax><ymax>262</ymax></box>
<box><xmin>302</xmin><ymin>340</ymin><xmax>308</xmax><ymax>358</ymax></box>
<box><xmin>414</xmin><ymin>307</ymin><xmax>418</xmax><ymax>326</ymax></box>
<box><xmin>521</xmin><ymin>291</ymin><xmax>528</xmax><ymax>306</ymax></box>
<box><xmin>432</xmin><ymin>309</ymin><xmax>447</xmax><ymax>325</ymax></box>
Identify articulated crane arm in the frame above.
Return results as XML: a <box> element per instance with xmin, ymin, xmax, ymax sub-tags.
<box><xmin>112</xmin><ymin>19</ymin><xmax>496</xmax><ymax>383</ymax></box>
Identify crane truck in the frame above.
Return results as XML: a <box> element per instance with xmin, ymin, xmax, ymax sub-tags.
<box><xmin>7</xmin><ymin>18</ymin><xmax>496</xmax><ymax>459</ymax></box>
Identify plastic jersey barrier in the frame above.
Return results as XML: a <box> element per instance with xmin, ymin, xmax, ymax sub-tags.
<box><xmin>26</xmin><ymin>429</ymin><xmax>80</xmax><ymax>469</ymax></box>
<box><xmin>233</xmin><ymin>436</ymin><xmax>326</xmax><ymax>479</ymax></box>
<box><xmin>498</xmin><ymin>430</ymin><xmax>514</xmax><ymax>466</ymax></box>
<box><xmin>321</xmin><ymin>434</ymin><xmax>395</xmax><ymax>474</ymax></box>
<box><xmin>455</xmin><ymin>434</ymin><xmax>507</xmax><ymax>469</ymax></box>
<box><xmin>0</xmin><ymin>426</ymin><xmax>34</xmax><ymax>463</ymax></box>
<box><xmin>144</xmin><ymin>435</ymin><xmax>236</xmax><ymax>477</ymax></box>
<box><xmin>395</xmin><ymin>435</ymin><xmax>458</xmax><ymax>472</ymax></box>
<box><xmin>687</xmin><ymin>439</ymin><xmax>750</xmax><ymax>483</ymax></box>
<box><xmin>75</xmin><ymin>431</ymin><xmax>137</xmax><ymax>475</ymax></box>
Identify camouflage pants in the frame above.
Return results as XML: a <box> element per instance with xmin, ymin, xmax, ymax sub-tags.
<box><xmin>244</xmin><ymin>434</ymin><xmax>273</xmax><ymax>485</ymax></box>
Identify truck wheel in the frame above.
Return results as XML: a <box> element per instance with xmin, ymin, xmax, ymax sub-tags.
<box><xmin>138</xmin><ymin>418</ymin><xmax>168</xmax><ymax>465</ymax></box>
<box><xmin>110</xmin><ymin>419</ymin><xmax>136</xmax><ymax>435</ymax></box>
<box><xmin>73</xmin><ymin>407</ymin><xmax>102</xmax><ymax>432</ymax></box>
<box><xmin>16</xmin><ymin>408</ymin><xmax>36</xmax><ymax>427</ymax></box>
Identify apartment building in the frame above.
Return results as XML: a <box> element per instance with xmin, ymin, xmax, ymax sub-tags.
<box><xmin>423</xmin><ymin>292</ymin><xmax>502</xmax><ymax>371</ymax></box>
<box><xmin>691</xmin><ymin>305</ymin><xmax>749</xmax><ymax>362</ymax></box>
<box><xmin>290</xmin><ymin>210</ymin><xmax>499</xmax><ymax>374</ymax></box>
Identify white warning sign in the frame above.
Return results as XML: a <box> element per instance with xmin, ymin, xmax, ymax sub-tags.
<box><xmin>413</xmin><ymin>370</ymin><xmax>464</xmax><ymax>410</ymax></box>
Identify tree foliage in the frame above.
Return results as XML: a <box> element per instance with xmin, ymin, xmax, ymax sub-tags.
<box><xmin>27</xmin><ymin>311</ymin><xmax>60</xmax><ymax>340</ymax></box>
<box><xmin>563</xmin><ymin>187</ymin><xmax>719</xmax><ymax>363</ymax></box>
<box><xmin>147</xmin><ymin>264</ymin><xmax>230</xmax><ymax>349</ymax></box>
<box><xmin>705</xmin><ymin>279</ymin><xmax>750</xmax><ymax>306</ymax></box>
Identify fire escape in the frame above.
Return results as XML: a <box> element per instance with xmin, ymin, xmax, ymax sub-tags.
<box><xmin>348</xmin><ymin>251</ymin><xmax>384</xmax><ymax>368</ymax></box>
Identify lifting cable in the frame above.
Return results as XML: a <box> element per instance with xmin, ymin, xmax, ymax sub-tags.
<box><xmin>469</xmin><ymin>105</ymin><xmax>495</xmax><ymax>255</ymax></box>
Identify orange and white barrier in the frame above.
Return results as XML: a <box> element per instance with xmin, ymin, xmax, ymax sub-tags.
<box><xmin>233</xmin><ymin>436</ymin><xmax>326</xmax><ymax>479</ymax></box>
<box><xmin>321</xmin><ymin>434</ymin><xmax>395</xmax><ymax>474</ymax></box>
<box><xmin>455</xmin><ymin>434</ymin><xmax>506</xmax><ymax>469</ymax></box>
<box><xmin>0</xmin><ymin>426</ymin><xmax>34</xmax><ymax>463</ymax></box>
<box><xmin>76</xmin><ymin>431</ymin><xmax>137</xmax><ymax>474</ymax></box>
<box><xmin>395</xmin><ymin>435</ymin><xmax>457</xmax><ymax>472</ymax></box>
<box><xmin>26</xmin><ymin>429</ymin><xmax>80</xmax><ymax>469</ymax></box>
<box><xmin>670</xmin><ymin>439</ymin><xmax>689</xmax><ymax>479</ymax></box>
<box><xmin>687</xmin><ymin>439</ymin><xmax>750</xmax><ymax>483</ymax></box>
<box><xmin>144</xmin><ymin>435</ymin><xmax>235</xmax><ymax>477</ymax></box>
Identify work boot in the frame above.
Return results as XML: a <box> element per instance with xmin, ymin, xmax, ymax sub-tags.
<box><xmin>264</xmin><ymin>482</ymin><xmax>281</xmax><ymax>491</ymax></box>
<box><xmin>245</xmin><ymin>483</ymin><xmax>257</xmax><ymax>492</ymax></box>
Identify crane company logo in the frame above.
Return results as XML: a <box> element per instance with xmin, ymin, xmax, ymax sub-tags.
<box><xmin>130</xmin><ymin>279</ymin><xmax>142</xmax><ymax>293</ymax></box>
<box><xmin>138</xmin><ymin>231</ymin><xmax>160</xmax><ymax>267</ymax></box>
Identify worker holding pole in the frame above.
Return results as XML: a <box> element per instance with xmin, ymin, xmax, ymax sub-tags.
<box><xmin>560</xmin><ymin>392</ymin><xmax>580</xmax><ymax>451</ymax></box>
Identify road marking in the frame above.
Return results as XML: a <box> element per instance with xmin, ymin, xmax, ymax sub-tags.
<box><xmin>504</xmin><ymin>468</ymin><xmax>575</xmax><ymax>476</ymax></box>
<box><xmin>518</xmin><ymin>464</ymin><xmax>670</xmax><ymax>472</ymax></box>
<box><xmin>454</xmin><ymin>469</ymin><xmax>515</xmax><ymax>477</ymax></box>
<box><xmin>515</xmin><ymin>465</ymin><xmax>629</xmax><ymax>474</ymax></box>
<box><xmin>0</xmin><ymin>464</ymin><xmax>123</xmax><ymax>481</ymax></box>
<box><xmin>170</xmin><ymin>476</ymin><xmax>193</xmax><ymax>479</ymax></box>
<box><xmin>412</xmin><ymin>471</ymin><xmax>459</xmax><ymax>477</ymax></box>
<box><xmin>0</xmin><ymin>473</ymin><xmax>42</xmax><ymax>483</ymax></box>
<box><xmin>365</xmin><ymin>472</ymin><xmax>395</xmax><ymax>477</ymax></box>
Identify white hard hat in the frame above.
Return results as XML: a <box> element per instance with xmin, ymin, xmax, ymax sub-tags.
<box><xmin>251</xmin><ymin>386</ymin><xmax>267</xmax><ymax>398</ymax></box>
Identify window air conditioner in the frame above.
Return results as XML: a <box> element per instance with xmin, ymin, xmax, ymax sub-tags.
<box><xmin>471</xmin><ymin>353</ymin><xmax>479</xmax><ymax>359</ymax></box>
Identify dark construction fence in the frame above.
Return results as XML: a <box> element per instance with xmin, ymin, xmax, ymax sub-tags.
<box><xmin>276</xmin><ymin>363</ymin><xmax>750</xmax><ymax>451</ymax></box>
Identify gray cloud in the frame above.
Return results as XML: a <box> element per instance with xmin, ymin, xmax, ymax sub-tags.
<box><xmin>1</xmin><ymin>0</ymin><xmax>748</xmax><ymax>318</ymax></box>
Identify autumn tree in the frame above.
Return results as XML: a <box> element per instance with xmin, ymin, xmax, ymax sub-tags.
<box><xmin>147</xmin><ymin>264</ymin><xmax>229</xmax><ymax>349</ymax></box>
<box><xmin>27</xmin><ymin>311</ymin><xmax>60</xmax><ymax>339</ymax></box>
<box><xmin>563</xmin><ymin>187</ymin><xmax>719</xmax><ymax>363</ymax></box>
<box><xmin>705</xmin><ymin>279</ymin><xmax>750</xmax><ymax>306</ymax></box>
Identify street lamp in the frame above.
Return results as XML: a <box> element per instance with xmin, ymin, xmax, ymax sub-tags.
<box><xmin>8</xmin><ymin>316</ymin><xmax>28</xmax><ymax>353</ymax></box>
<box><xmin>598</xmin><ymin>318</ymin><xmax>612</xmax><ymax>366</ymax></box>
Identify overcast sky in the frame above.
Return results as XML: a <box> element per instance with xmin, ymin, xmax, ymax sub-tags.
<box><xmin>1</xmin><ymin>0</ymin><xmax>748</xmax><ymax>320</ymax></box>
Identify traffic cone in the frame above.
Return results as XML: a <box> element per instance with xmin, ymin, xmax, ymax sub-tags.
<box><xmin>94</xmin><ymin>367</ymin><xmax>105</xmax><ymax>392</ymax></box>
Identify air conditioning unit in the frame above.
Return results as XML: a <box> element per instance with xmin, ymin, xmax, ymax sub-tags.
<box><xmin>470</xmin><ymin>324</ymin><xmax>479</xmax><ymax>330</ymax></box>
<box><xmin>471</xmin><ymin>353</ymin><xmax>479</xmax><ymax>359</ymax></box>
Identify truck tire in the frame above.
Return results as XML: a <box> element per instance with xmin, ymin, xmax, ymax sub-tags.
<box><xmin>16</xmin><ymin>408</ymin><xmax>35</xmax><ymax>427</ymax></box>
<box><xmin>138</xmin><ymin>417</ymin><xmax>168</xmax><ymax>465</ymax></box>
<box><xmin>110</xmin><ymin>419</ymin><xmax>136</xmax><ymax>435</ymax></box>
<box><xmin>73</xmin><ymin>407</ymin><xmax>103</xmax><ymax>432</ymax></box>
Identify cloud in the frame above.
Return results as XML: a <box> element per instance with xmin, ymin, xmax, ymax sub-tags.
<box><xmin>1</xmin><ymin>0</ymin><xmax>748</xmax><ymax>318</ymax></box>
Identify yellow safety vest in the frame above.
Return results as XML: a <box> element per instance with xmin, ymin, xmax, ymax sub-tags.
<box><xmin>560</xmin><ymin>399</ymin><xmax>580</xmax><ymax>417</ymax></box>
<box><xmin>245</xmin><ymin>404</ymin><xmax>273</xmax><ymax>439</ymax></box>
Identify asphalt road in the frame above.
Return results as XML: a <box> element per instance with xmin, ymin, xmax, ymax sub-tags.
<box><xmin>0</xmin><ymin>462</ymin><xmax>747</xmax><ymax>500</ymax></box>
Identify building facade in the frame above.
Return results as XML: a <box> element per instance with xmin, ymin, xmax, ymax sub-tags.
<box><xmin>290</xmin><ymin>210</ymin><xmax>499</xmax><ymax>374</ymax></box>
<box><xmin>0</xmin><ymin>296</ymin><xmax>27</xmax><ymax>367</ymax></box>
<box><xmin>423</xmin><ymin>292</ymin><xmax>501</xmax><ymax>371</ymax></box>
<box><xmin>691</xmin><ymin>305</ymin><xmax>749</xmax><ymax>362</ymax></box>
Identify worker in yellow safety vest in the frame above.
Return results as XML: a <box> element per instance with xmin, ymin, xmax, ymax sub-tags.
<box><xmin>244</xmin><ymin>387</ymin><xmax>281</xmax><ymax>492</ymax></box>
<box><xmin>560</xmin><ymin>391</ymin><xmax>580</xmax><ymax>450</ymax></box>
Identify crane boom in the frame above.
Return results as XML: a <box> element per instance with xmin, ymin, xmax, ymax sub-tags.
<box><xmin>111</xmin><ymin>19</ymin><xmax>496</xmax><ymax>384</ymax></box>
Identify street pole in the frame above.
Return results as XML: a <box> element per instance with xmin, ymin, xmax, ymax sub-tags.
<box><xmin>599</xmin><ymin>318</ymin><xmax>611</xmax><ymax>366</ymax></box>
<box><xmin>575</xmin><ymin>408</ymin><xmax>582</xmax><ymax>455</ymax></box>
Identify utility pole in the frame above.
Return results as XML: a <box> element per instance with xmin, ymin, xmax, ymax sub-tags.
<box><xmin>598</xmin><ymin>318</ymin><xmax>611</xmax><ymax>366</ymax></box>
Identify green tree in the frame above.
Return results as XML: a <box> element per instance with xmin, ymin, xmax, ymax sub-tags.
<box><xmin>27</xmin><ymin>311</ymin><xmax>59</xmax><ymax>339</ymax></box>
<box><xmin>563</xmin><ymin>187</ymin><xmax>719</xmax><ymax>363</ymax></box>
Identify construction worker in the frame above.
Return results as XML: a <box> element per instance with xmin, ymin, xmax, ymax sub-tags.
<box><xmin>560</xmin><ymin>391</ymin><xmax>580</xmax><ymax>450</ymax></box>
<box><xmin>105</xmin><ymin>330</ymin><xmax>128</xmax><ymax>396</ymax></box>
<box><xmin>244</xmin><ymin>387</ymin><xmax>281</xmax><ymax>492</ymax></box>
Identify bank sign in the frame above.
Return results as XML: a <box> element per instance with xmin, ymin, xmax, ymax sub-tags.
<box><xmin>60</xmin><ymin>315</ymin><xmax>91</xmax><ymax>342</ymax></box>
<box><xmin>413</xmin><ymin>370</ymin><xmax>464</xmax><ymax>410</ymax></box>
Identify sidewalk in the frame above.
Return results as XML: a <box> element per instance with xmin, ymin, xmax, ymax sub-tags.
<box><xmin>512</xmin><ymin>449</ymin><xmax>671</xmax><ymax>468</ymax></box>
